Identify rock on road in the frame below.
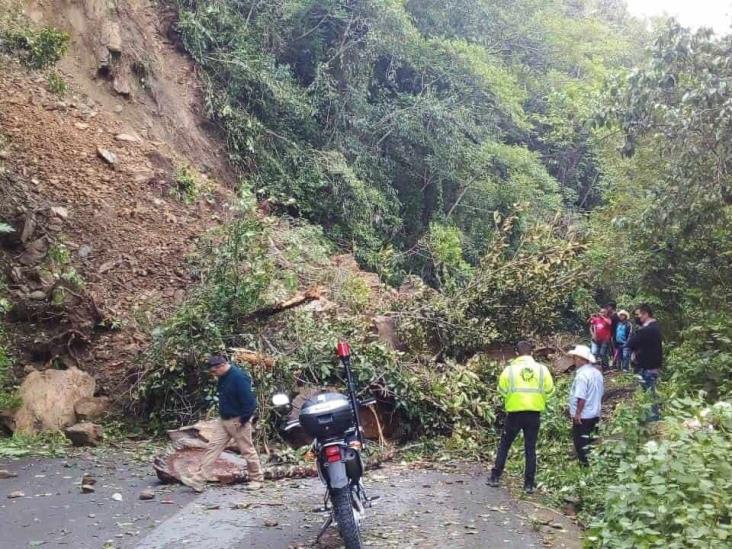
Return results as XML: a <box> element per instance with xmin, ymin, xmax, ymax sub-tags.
<box><xmin>1</xmin><ymin>455</ymin><xmax>565</xmax><ymax>548</ymax></box>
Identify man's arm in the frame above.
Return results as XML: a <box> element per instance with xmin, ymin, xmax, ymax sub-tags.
<box><xmin>498</xmin><ymin>367</ymin><xmax>509</xmax><ymax>397</ymax></box>
<box><xmin>573</xmin><ymin>398</ymin><xmax>586</xmax><ymax>424</ymax></box>
<box><xmin>627</xmin><ymin>326</ymin><xmax>645</xmax><ymax>352</ymax></box>
<box><xmin>234</xmin><ymin>370</ymin><xmax>256</xmax><ymax>423</ymax></box>
<box><xmin>571</xmin><ymin>375</ymin><xmax>588</xmax><ymax>423</ymax></box>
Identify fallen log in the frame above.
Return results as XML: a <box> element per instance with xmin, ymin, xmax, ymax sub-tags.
<box><xmin>239</xmin><ymin>287</ymin><xmax>323</xmax><ymax>323</ymax></box>
<box><xmin>231</xmin><ymin>348</ymin><xmax>276</xmax><ymax>369</ymax></box>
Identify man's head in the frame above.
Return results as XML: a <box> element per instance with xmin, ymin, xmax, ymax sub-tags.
<box><xmin>605</xmin><ymin>301</ymin><xmax>617</xmax><ymax>313</ymax></box>
<box><xmin>567</xmin><ymin>344</ymin><xmax>596</xmax><ymax>367</ymax></box>
<box><xmin>636</xmin><ymin>303</ymin><xmax>654</xmax><ymax>324</ymax></box>
<box><xmin>206</xmin><ymin>355</ymin><xmax>230</xmax><ymax>378</ymax></box>
<box><xmin>516</xmin><ymin>340</ymin><xmax>533</xmax><ymax>356</ymax></box>
<box><xmin>599</xmin><ymin>307</ymin><xmax>608</xmax><ymax>317</ymax></box>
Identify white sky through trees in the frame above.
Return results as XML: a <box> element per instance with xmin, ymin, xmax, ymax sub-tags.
<box><xmin>624</xmin><ymin>0</ymin><xmax>732</xmax><ymax>34</ymax></box>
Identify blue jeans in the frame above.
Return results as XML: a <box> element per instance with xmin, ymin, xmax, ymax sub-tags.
<box><xmin>639</xmin><ymin>370</ymin><xmax>661</xmax><ymax>421</ymax></box>
<box><xmin>591</xmin><ymin>341</ymin><xmax>609</xmax><ymax>367</ymax></box>
<box><xmin>619</xmin><ymin>345</ymin><xmax>631</xmax><ymax>371</ymax></box>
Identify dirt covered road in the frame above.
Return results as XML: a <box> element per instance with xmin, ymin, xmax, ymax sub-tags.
<box><xmin>1</xmin><ymin>452</ymin><xmax>578</xmax><ymax>548</ymax></box>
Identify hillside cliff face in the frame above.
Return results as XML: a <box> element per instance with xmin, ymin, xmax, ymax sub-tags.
<box><xmin>0</xmin><ymin>0</ymin><xmax>236</xmax><ymax>394</ymax></box>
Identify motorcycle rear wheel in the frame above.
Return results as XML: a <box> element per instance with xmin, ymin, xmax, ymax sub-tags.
<box><xmin>331</xmin><ymin>486</ymin><xmax>362</xmax><ymax>549</ymax></box>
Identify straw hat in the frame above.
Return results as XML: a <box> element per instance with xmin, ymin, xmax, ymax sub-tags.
<box><xmin>567</xmin><ymin>344</ymin><xmax>596</xmax><ymax>364</ymax></box>
<box><xmin>618</xmin><ymin>309</ymin><xmax>630</xmax><ymax>319</ymax></box>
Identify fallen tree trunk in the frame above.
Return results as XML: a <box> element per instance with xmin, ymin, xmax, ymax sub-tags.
<box><xmin>231</xmin><ymin>348</ymin><xmax>276</xmax><ymax>368</ymax></box>
<box><xmin>239</xmin><ymin>287</ymin><xmax>322</xmax><ymax>323</ymax></box>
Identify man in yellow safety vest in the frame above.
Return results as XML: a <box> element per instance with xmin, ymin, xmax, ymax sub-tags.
<box><xmin>487</xmin><ymin>341</ymin><xmax>554</xmax><ymax>493</ymax></box>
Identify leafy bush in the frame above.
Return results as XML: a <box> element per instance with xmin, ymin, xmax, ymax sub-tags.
<box><xmin>666</xmin><ymin>314</ymin><xmax>732</xmax><ymax>401</ymax></box>
<box><xmin>0</xmin><ymin>432</ymin><xmax>70</xmax><ymax>458</ymax></box>
<box><xmin>2</xmin><ymin>25</ymin><xmax>69</xmax><ymax>68</ymax></box>
<box><xmin>0</xmin><ymin>282</ymin><xmax>19</xmax><ymax>411</ymax></box>
<box><xmin>587</xmin><ymin>401</ymin><xmax>732</xmax><ymax>548</ymax></box>
<box><xmin>45</xmin><ymin>70</ymin><xmax>67</xmax><ymax>96</ymax></box>
<box><xmin>133</xmin><ymin>213</ymin><xmax>274</xmax><ymax>427</ymax></box>
<box><xmin>173</xmin><ymin>166</ymin><xmax>200</xmax><ymax>203</ymax></box>
<box><xmin>397</xmin><ymin>214</ymin><xmax>585</xmax><ymax>358</ymax></box>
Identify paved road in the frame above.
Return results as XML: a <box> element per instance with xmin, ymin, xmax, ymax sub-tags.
<box><xmin>1</xmin><ymin>455</ymin><xmax>547</xmax><ymax>548</ymax></box>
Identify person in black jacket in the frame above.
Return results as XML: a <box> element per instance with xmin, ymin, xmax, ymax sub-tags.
<box><xmin>627</xmin><ymin>304</ymin><xmax>663</xmax><ymax>420</ymax></box>
<box><xmin>182</xmin><ymin>355</ymin><xmax>264</xmax><ymax>492</ymax></box>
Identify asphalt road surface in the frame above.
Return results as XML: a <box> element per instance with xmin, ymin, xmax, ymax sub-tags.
<box><xmin>1</xmin><ymin>454</ymin><xmax>552</xmax><ymax>548</ymax></box>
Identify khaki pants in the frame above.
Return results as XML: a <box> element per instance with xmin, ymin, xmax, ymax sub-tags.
<box><xmin>197</xmin><ymin>417</ymin><xmax>264</xmax><ymax>482</ymax></box>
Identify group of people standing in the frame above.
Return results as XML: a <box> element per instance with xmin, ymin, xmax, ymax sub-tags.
<box><xmin>588</xmin><ymin>301</ymin><xmax>633</xmax><ymax>371</ymax></box>
<box><xmin>488</xmin><ymin>303</ymin><xmax>663</xmax><ymax>492</ymax></box>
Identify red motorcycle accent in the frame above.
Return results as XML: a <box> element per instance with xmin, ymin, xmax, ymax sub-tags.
<box><xmin>336</xmin><ymin>341</ymin><xmax>351</xmax><ymax>358</ymax></box>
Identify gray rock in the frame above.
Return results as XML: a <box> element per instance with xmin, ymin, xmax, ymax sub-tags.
<box><xmin>139</xmin><ymin>489</ymin><xmax>155</xmax><ymax>500</ymax></box>
<box><xmin>112</xmin><ymin>74</ymin><xmax>131</xmax><ymax>96</ymax></box>
<box><xmin>115</xmin><ymin>133</ymin><xmax>140</xmax><ymax>143</ymax></box>
<box><xmin>78</xmin><ymin>244</ymin><xmax>92</xmax><ymax>258</ymax></box>
<box><xmin>7</xmin><ymin>491</ymin><xmax>25</xmax><ymax>498</ymax></box>
<box><xmin>0</xmin><ymin>470</ymin><xmax>18</xmax><ymax>479</ymax></box>
<box><xmin>49</xmin><ymin>206</ymin><xmax>68</xmax><ymax>219</ymax></box>
<box><xmin>97</xmin><ymin>147</ymin><xmax>117</xmax><ymax>165</ymax></box>
<box><xmin>81</xmin><ymin>484</ymin><xmax>95</xmax><ymax>494</ymax></box>
<box><xmin>28</xmin><ymin>290</ymin><xmax>47</xmax><ymax>301</ymax></box>
<box><xmin>102</xmin><ymin>21</ymin><xmax>123</xmax><ymax>54</ymax></box>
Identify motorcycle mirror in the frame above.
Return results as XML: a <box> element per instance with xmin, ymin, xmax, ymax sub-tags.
<box><xmin>271</xmin><ymin>393</ymin><xmax>291</xmax><ymax>407</ymax></box>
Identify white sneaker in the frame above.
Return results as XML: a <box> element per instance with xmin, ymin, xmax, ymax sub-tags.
<box><xmin>245</xmin><ymin>481</ymin><xmax>263</xmax><ymax>490</ymax></box>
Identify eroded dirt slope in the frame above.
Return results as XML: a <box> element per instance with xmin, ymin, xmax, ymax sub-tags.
<box><xmin>0</xmin><ymin>0</ymin><xmax>240</xmax><ymax>398</ymax></box>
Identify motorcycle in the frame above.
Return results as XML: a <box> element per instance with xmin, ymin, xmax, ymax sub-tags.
<box><xmin>271</xmin><ymin>341</ymin><xmax>377</xmax><ymax>549</ymax></box>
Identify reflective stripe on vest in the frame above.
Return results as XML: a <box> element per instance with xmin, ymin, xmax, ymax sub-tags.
<box><xmin>507</xmin><ymin>361</ymin><xmax>545</xmax><ymax>394</ymax></box>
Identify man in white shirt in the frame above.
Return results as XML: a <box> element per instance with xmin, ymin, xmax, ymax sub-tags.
<box><xmin>567</xmin><ymin>344</ymin><xmax>604</xmax><ymax>466</ymax></box>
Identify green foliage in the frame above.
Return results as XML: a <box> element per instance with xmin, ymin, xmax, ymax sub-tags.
<box><xmin>169</xmin><ymin>0</ymin><xmax>640</xmax><ymax>271</ymax></box>
<box><xmin>2</xmin><ymin>25</ymin><xmax>69</xmax><ymax>69</ymax></box>
<box><xmin>587</xmin><ymin>400</ymin><xmax>732</xmax><ymax>548</ymax></box>
<box><xmin>664</xmin><ymin>314</ymin><xmax>732</xmax><ymax>401</ymax></box>
<box><xmin>398</xmin><ymin>213</ymin><xmax>585</xmax><ymax>357</ymax></box>
<box><xmin>0</xmin><ymin>432</ymin><xmax>70</xmax><ymax>458</ymax></box>
<box><xmin>173</xmin><ymin>166</ymin><xmax>201</xmax><ymax>203</ymax></box>
<box><xmin>134</xmin><ymin>211</ymin><xmax>274</xmax><ymax>426</ymax></box>
<box><xmin>591</xmin><ymin>23</ymin><xmax>732</xmax><ymax>332</ymax></box>
<box><xmin>0</xmin><ymin>277</ymin><xmax>19</xmax><ymax>411</ymax></box>
<box><xmin>45</xmin><ymin>70</ymin><xmax>67</xmax><ymax>96</ymax></box>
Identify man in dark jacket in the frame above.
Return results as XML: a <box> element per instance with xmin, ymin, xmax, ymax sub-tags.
<box><xmin>627</xmin><ymin>304</ymin><xmax>663</xmax><ymax>420</ymax></box>
<box><xmin>183</xmin><ymin>355</ymin><xmax>264</xmax><ymax>492</ymax></box>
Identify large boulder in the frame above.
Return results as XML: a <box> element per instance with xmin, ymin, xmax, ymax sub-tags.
<box><xmin>167</xmin><ymin>420</ymin><xmax>238</xmax><ymax>453</ymax></box>
<box><xmin>74</xmin><ymin>396</ymin><xmax>111</xmax><ymax>421</ymax></box>
<box><xmin>153</xmin><ymin>447</ymin><xmax>250</xmax><ymax>485</ymax></box>
<box><xmin>64</xmin><ymin>422</ymin><xmax>103</xmax><ymax>446</ymax></box>
<box><xmin>12</xmin><ymin>367</ymin><xmax>95</xmax><ymax>433</ymax></box>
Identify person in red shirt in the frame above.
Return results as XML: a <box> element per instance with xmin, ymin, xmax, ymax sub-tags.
<box><xmin>589</xmin><ymin>307</ymin><xmax>612</xmax><ymax>369</ymax></box>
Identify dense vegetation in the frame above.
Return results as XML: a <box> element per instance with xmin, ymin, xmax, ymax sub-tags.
<box><xmin>1</xmin><ymin>0</ymin><xmax>730</xmax><ymax>546</ymax></box>
<box><xmin>128</xmin><ymin>1</ymin><xmax>732</xmax><ymax>546</ymax></box>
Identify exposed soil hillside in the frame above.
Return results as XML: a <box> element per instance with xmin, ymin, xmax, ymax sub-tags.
<box><xmin>0</xmin><ymin>0</ymin><xmax>240</xmax><ymax>398</ymax></box>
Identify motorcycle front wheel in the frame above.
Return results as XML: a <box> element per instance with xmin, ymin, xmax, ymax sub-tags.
<box><xmin>331</xmin><ymin>486</ymin><xmax>362</xmax><ymax>549</ymax></box>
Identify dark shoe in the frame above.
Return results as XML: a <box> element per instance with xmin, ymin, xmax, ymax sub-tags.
<box><xmin>523</xmin><ymin>484</ymin><xmax>535</xmax><ymax>494</ymax></box>
<box><xmin>486</xmin><ymin>475</ymin><xmax>500</xmax><ymax>487</ymax></box>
